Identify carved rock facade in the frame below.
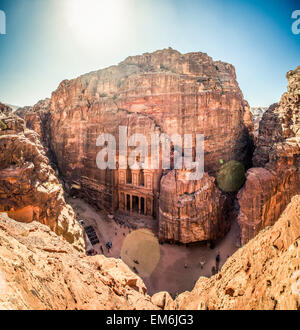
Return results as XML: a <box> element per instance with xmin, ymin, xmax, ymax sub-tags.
<box><xmin>17</xmin><ymin>49</ymin><xmax>254</xmax><ymax>244</ymax></box>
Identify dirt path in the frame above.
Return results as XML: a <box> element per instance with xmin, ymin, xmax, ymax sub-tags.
<box><xmin>67</xmin><ymin>196</ymin><xmax>241</xmax><ymax>297</ymax></box>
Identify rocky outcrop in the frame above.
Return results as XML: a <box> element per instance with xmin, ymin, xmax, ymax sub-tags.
<box><xmin>0</xmin><ymin>213</ymin><xmax>158</xmax><ymax>310</ymax></box>
<box><xmin>17</xmin><ymin>48</ymin><xmax>253</xmax><ymax>244</ymax></box>
<box><xmin>171</xmin><ymin>195</ymin><xmax>300</xmax><ymax>310</ymax></box>
<box><xmin>48</xmin><ymin>48</ymin><xmax>253</xmax><ymax>177</ymax></box>
<box><xmin>238</xmin><ymin>66</ymin><xmax>300</xmax><ymax>244</ymax></box>
<box><xmin>0</xmin><ymin>111</ymin><xmax>84</xmax><ymax>251</ymax></box>
<box><xmin>253</xmin><ymin>67</ymin><xmax>300</xmax><ymax>167</ymax></box>
<box><xmin>158</xmin><ymin>170</ymin><xmax>229</xmax><ymax>243</ymax></box>
<box><xmin>15</xmin><ymin>98</ymin><xmax>51</xmax><ymax>145</ymax></box>
<box><xmin>0</xmin><ymin>103</ymin><xmax>13</xmax><ymax>116</ymax></box>
<box><xmin>1</xmin><ymin>195</ymin><xmax>299</xmax><ymax>310</ymax></box>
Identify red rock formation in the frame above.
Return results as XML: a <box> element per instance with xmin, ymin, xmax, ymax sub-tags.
<box><xmin>169</xmin><ymin>195</ymin><xmax>300</xmax><ymax>310</ymax></box>
<box><xmin>0</xmin><ymin>103</ymin><xmax>13</xmax><ymax>116</ymax></box>
<box><xmin>158</xmin><ymin>170</ymin><xmax>229</xmax><ymax>243</ymax></box>
<box><xmin>0</xmin><ymin>213</ymin><xmax>158</xmax><ymax>310</ymax></box>
<box><xmin>1</xmin><ymin>195</ymin><xmax>299</xmax><ymax>310</ymax></box>
<box><xmin>0</xmin><ymin>110</ymin><xmax>84</xmax><ymax>251</ymax></box>
<box><xmin>238</xmin><ymin>66</ymin><xmax>300</xmax><ymax>244</ymax></box>
<box><xmin>17</xmin><ymin>48</ymin><xmax>254</xmax><ymax>244</ymax></box>
<box><xmin>16</xmin><ymin>98</ymin><xmax>51</xmax><ymax>144</ymax></box>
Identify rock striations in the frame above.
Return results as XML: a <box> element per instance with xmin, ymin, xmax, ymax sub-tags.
<box><xmin>238</xmin><ymin>66</ymin><xmax>300</xmax><ymax>244</ymax></box>
<box><xmin>0</xmin><ymin>213</ymin><xmax>157</xmax><ymax>310</ymax></box>
<box><xmin>170</xmin><ymin>195</ymin><xmax>300</xmax><ymax>310</ymax></box>
<box><xmin>16</xmin><ymin>48</ymin><xmax>254</xmax><ymax>244</ymax></box>
<box><xmin>0</xmin><ymin>195</ymin><xmax>299</xmax><ymax>310</ymax></box>
<box><xmin>0</xmin><ymin>108</ymin><xmax>84</xmax><ymax>251</ymax></box>
<box><xmin>159</xmin><ymin>170</ymin><xmax>230</xmax><ymax>243</ymax></box>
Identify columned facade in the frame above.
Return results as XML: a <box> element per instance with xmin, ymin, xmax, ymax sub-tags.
<box><xmin>117</xmin><ymin>168</ymin><xmax>154</xmax><ymax>217</ymax></box>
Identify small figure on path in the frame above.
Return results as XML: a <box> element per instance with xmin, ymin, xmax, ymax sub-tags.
<box><xmin>216</xmin><ymin>252</ymin><xmax>221</xmax><ymax>272</ymax></box>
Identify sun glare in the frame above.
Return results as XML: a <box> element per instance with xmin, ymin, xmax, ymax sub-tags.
<box><xmin>66</xmin><ymin>0</ymin><xmax>124</xmax><ymax>45</ymax></box>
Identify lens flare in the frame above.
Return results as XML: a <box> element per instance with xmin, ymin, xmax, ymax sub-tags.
<box><xmin>121</xmin><ymin>229</ymin><xmax>160</xmax><ymax>278</ymax></box>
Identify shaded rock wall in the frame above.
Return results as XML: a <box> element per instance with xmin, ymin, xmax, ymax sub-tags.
<box><xmin>238</xmin><ymin>66</ymin><xmax>300</xmax><ymax>244</ymax></box>
<box><xmin>0</xmin><ymin>111</ymin><xmax>84</xmax><ymax>251</ymax></box>
<box><xmin>169</xmin><ymin>195</ymin><xmax>300</xmax><ymax>310</ymax></box>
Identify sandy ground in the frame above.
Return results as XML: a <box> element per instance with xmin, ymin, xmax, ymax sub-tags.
<box><xmin>67</xmin><ymin>196</ymin><xmax>241</xmax><ymax>298</ymax></box>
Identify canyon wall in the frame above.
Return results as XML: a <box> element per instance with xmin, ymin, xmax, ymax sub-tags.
<box><xmin>17</xmin><ymin>48</ymin><xmax>253</xmax><ymax>244</ymax></box>
<box><xmin>0</xmin><ymin>107</ymin><xmax>84</xmax><ymax>251</ymax></box>
<box><xmin>238</xmin><ymin>66</ymin><xmax>300</xmax><ymax>244</ymax></box>
<box><xmin>168</xmin><ymin>195</ymin><xmax>300</xmax><ymax>310</ymax></box>
<box><xmin>1</xmin><ymin>195</ymin><xmax>299</xmax><ymax>310</ymax></box>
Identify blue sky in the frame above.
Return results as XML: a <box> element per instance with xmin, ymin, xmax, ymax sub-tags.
<box><xmin>0</xmin><ymin>0</ymin><xmax>299</xmax><ymax>107</ymax></box>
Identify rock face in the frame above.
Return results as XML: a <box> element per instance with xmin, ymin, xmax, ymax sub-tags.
<box><xmin>0</xmin><ymin>213</ymin><xmax>158</xmax><ymax>310</ymax></box>
<box><xmin>238</xmin><ymin>66</ymin><xmax>300</xmax><ymax>244</ymax></box>
<box><xmin>171</xmin><ymin>195</ymin><xmax>300</xmax><ymax>310</ymax></box>
<box><xmin>1</xmin><ymin>195</ymin><xmax>299</xmax><ymax>310</ymax></box>
<box><xmin>158</xmin><ymin>170</ymin><xmax>229</xmax><ymax>243</ymax></box>
<box><xmin>0</xmin><ymin>110</ymin><xmax>84</xmax><ymax>251</ymax></box>
<box><xmin>250</xmin><ymin>107</ymin><xmax>268</xmax><ymax>138</ymax></box>
<box><xmin>16</xmin><ymin>98</ymin><xmax>51</xmax><ymax>146</ymax></box>
<box><xmin>0</xmin><ymin>103</ymin><xmax>14</xmax><ymax>117</ymax></box>
<box><xmin>17</xmin><ymin>48</ymin><xmax>253</xmax><ymax>244</ymax></box>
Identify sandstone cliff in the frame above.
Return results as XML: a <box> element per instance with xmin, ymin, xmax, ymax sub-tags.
<box><xmin>238</xmin><ymin>66</ymin><xmax>300</xmax><ymax>244</ymax></box>
<box><xmin>16</xmin><ymin>48</ymin><xmax>254</xmax><ymax>244</ymax></box>
<box><xmin>1</xmin><ymin>195</ymin><xmax>299</xmax><ymax>310</ymax></box>
<box><xmin>168</xmin><ymin>195</ymin><xmax>300</xmax><ymax>310</ymax></box>
<box><xmin>49</xmin><ymin>48</ymin><xmax>253</xmax><ymax>178</ymax></box>
<box><xmin>15</xmin><ymin>98</ymin><xmax>51</xmax><ymax>147</ymax></box>
<box><xmin>0</xmin><ymin>103</ymin><xmax>13</xmax><ymax>117</ymax></box>
<box><xmin>0</xmin><ymin>213</ymin><xmax>158</xmax><ymax>310</ymax></box>
<box><xmin>0</xmin><ymin>110</ymin><xmax>84</xmax><ymax>251</ymax></box>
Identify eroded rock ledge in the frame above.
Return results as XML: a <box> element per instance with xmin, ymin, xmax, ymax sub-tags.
<box><xmin>0</xmin><ymin>213</ymin><xmax>158</xmax><ymax>310</ymax></box>
<box><xmin>0</xmin><ymin>196</ymin><xmax>299</xmax><ymax>310</ymax></box>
